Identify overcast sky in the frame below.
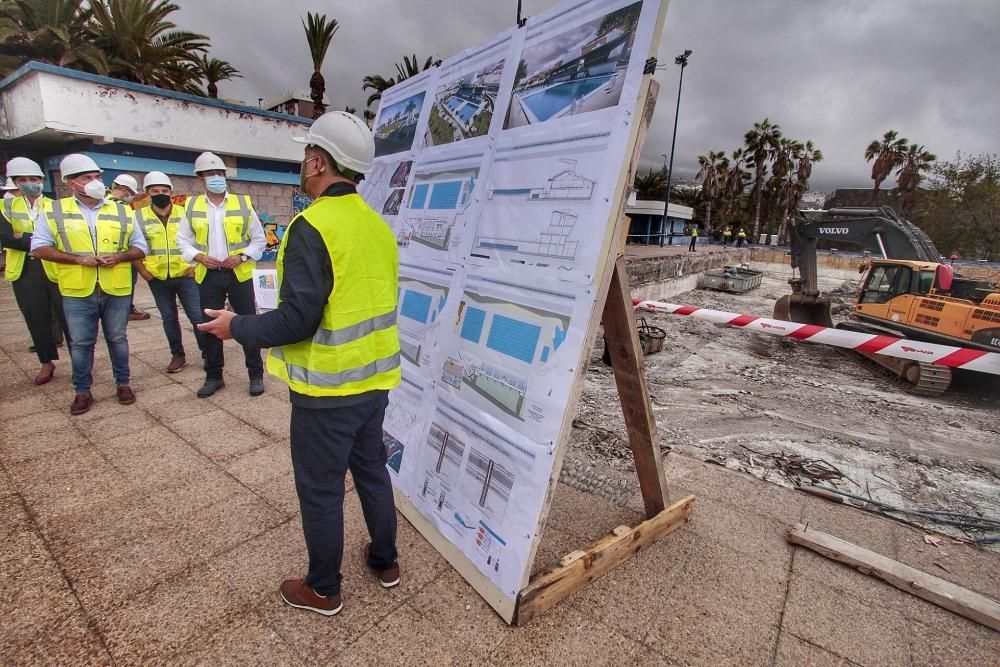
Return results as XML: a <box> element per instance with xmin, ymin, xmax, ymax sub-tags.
<box><xmin>173</xmin><ymin>0</ymin><xmax>999</xmax><ymax>191</ymax></box>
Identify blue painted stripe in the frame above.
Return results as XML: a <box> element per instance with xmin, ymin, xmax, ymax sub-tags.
<box><xmin>0</xmin><ymin>61</ymin><xmax>310</xmax><ymax>125</ymax></box>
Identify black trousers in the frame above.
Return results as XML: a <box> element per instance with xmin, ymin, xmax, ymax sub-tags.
<box><xmin>689</xmin><ymin>236</ymin><xmax>697</xmax><ymax>251</ymax></box>
<box><xmin>198</xmin><ymin>269</ymin><xmax>262</xmax><ymax>380</ymax></box>
<box><xmin>290</xmin><ymin>393</ymin><xmax>398</xmax><ymax>597</ymax></box>
<box><xmin>12</xmin><ymin>257</ymin><xmax>70</xmax><ymax>364</ymax></box>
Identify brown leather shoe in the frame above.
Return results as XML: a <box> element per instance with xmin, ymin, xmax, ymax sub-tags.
<box><xmin>166</xmin><ymin>355</ymin><xmax>187</xmax><ymax>373</ymax></box>
<box><xmin>363</xmin><ymin>543</ymin><xmax>400</xmax><ymax>588</ymax></box>
<box><xmin>279</xmin><ymin>578</ymin><xmax>342</xmax><ymax>616</ymax></box>
<box><xmin>117</xmin><ymin>385</ymin><xmax>136</xmax><ymax>405</ymax></box>
<box><xmin>128</xmin><ymin>308</ymin><xmax>151</xmax><ymax>321</ymax></box>
<box><xmin>70</xmin><ymin>392</ymin><xmax>94</xmax><ymax>415</ymax></box>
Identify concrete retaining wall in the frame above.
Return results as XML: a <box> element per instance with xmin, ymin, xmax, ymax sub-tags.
<box><xmin>750</xmin><ymin>246</ymin><xmax>868</xmax><ymax>272</ymax></box>
<box><xmin>625</xmin><ymin>247</ymin><xmax>750</xmax><ymax>299</ymax></box>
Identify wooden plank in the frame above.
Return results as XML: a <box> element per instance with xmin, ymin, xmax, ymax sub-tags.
<box><xmin>514</xmin><ymin>495</ymin><xmax>695</xmax><ymax>626</ymax></box>
<box><xmin>787</xmin><ymin>523</ymin><xmax>1000</xmax><ymax>632</ymax></box>
<box><xmin>602</xmin><ymin>255</ymin><xmax>670</xmax><ymax>517</ymax></box>
<box><xmin>394</xmin><ymin>489</ymin><xmax>518</xmax><ymax>622</ymax></box>
<box><xmin>516</xmin><ymin>74</ymin><xmax>662</xmax><ymax>597</ymax></box>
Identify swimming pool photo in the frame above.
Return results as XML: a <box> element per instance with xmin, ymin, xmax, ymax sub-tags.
<box><xmin>520</xmin><ymin>75</ymin><xmax>613</xmax><ymax>122</ymax></box>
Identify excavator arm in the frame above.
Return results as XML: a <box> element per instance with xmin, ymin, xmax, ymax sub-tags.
<box><xmin>775</xmin><ymin>207</ymin><xmax>942</xmax><ymax>326</ymax></box>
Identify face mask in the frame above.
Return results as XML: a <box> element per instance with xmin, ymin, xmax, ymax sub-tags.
<box><xmin>299</xmin><ymin>157</ymin><xmax>321</xmax><ymax>190</ymax></box>
<box><xmin>150</xmin><ymin>193</ymin><xmax>172</xmax><ymax>209</ymax></box>
<box><xmin>204</xmin><ymin>175</ymin><xmax>227</xmax><ymax>193</ymax></box>
<box><xmin>82</xmin><ymin>179</ymin><xmax>107</xmax><ymax>200</ymax></box>
<box><xmin>121</xmin><ymin>193</ymin><xmax>135</xmax><ymax>203</ymax></box>
<box><xmin>19</xmin><ymin>182</ymin><xmax>42</xmax><ymax>197</ymax></box>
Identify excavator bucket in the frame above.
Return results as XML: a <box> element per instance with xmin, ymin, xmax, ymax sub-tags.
<box><xmin>773</xmin><ymin>295</ymin><xmax>834</xmax><ymax>328</ymax></box>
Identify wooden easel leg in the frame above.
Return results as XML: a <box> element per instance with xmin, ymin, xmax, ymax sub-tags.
<box><xmin>601</xmin><ymin>255</ymin><xmax>670</xmax><ymax>517</ymax></box>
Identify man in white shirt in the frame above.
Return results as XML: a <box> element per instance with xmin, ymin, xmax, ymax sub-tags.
<box><xmin>175</xmin><ymin>152</ymin><xmax>267</xmax><ymax>397</ymax></box>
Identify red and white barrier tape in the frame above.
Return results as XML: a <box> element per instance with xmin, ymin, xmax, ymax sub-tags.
<box><xmin>632</xmin><ymin>298</ymin><xmax>1000</xmax><ymax>376</ymax></box>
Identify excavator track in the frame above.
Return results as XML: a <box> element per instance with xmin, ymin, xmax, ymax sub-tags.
<box><xmin>834</xmin><ymin>322</ymin><xmax>953</xmax><ymax>395</ymax></box>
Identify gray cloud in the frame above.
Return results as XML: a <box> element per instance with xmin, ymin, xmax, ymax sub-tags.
<box><xmin>173</xmin><ymin>0</ymin><xmax>999</xmax><ymax>191</ymax></box>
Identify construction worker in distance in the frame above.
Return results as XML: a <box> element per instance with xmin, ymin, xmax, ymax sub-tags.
<box><xmin>108</xmin><ymin>174</ymin><xmax>151</xmax><ymax>321</ymax></box>
<box><xmin>688</xmin><ymin>224</ymin><xmax>699</xmax><ymax>252</ymax></box>
<box><xmin>176</xmin><ymin>151</ymin><xmax>267</xmax><ymax>398</ymax></box>
<box><xmin>722</xmin><ymin>225</ymin><xmax>732</xmax><ymax>247</ymax></box>
<box><xmin>133</xmin><ymin>171</ymin><xmax>206</xmax><ymax>373</ymax></box>
<box><xmin>31</xmin><ymin>154</ymin><xmax>148</xmax><ymax>415</ymax></box>
<box><xmin>736</xmin><ymin>226</ymin><xmax>748</xmax><ymax>247</ymax></box>
<box><xmin>0</xmin><ymin>157</ymin><xmax>71</xmax><ymax>385</ymax></box>
<box><xmin>200</xmin><ymin>111</ymin><xmax>402</xmax><ymax>617</ymax></box>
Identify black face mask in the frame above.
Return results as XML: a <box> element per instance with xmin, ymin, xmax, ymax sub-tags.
<box><xmin>150</xmin><ymin>194</ymin><xmax>172</xmax><ymax>209</ymax></box>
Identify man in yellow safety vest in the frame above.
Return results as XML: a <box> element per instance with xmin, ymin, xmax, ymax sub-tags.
<box><xmin>0</xmin><ymin>157</ymin><xmax>70</xmax><ymax>385</ymax></box>
<box><xmin>133</xmin><ymin>171</ymin><xmax>206</xmax><ymax>373</ymax></box>
<box><xmin>688</xmin><ymin>224</ymin><xmax>699</xmax><ymax>252</ymax></box>
<box><xmin>31</xmin><ymin>154</ymin><xmax>148</xmax><ymax>415</ymax></box>
<box><xmin>200</xmin><ymin>112</ymin><xmax>401</xmax><ymax>617</ymax></box>
<box><xmin>176</xmin><ymin>151</ymin><xmax>267</xmax><ymax>398</ymax></box>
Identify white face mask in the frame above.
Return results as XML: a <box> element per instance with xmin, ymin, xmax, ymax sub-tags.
<box><xmin>83</xmin><ymin>179</ymin><xmax>107</xmax><ymax>200</ymax></box>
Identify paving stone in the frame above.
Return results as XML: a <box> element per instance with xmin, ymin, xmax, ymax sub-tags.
<box><xmin>894</xmin><ymin>528</ymin><xmax>1000</xmax><ymax>601</ymax></box>
<box><xmin>798</xmin><ymin>496</ymin><xmax>900</xmax><ymax>558</ymax></box>
<box><xmin>223</xmin><ymin>440</ymin><xmax>292</xmax><ymax>489</ymax></box>
<box><xmin>544</xmin><ymin>482</ymin><xmax>645</xmax><ymax>541</ymax></box>
<box><xmin>75</xmin><ymin>408</ymin><xmax>159</xmax><ymax>442</ymax></box>
<box><xmin>0</xmin><ymin>609</ymin><xmax>114</xmax><ymax>667</ymax></box>
<box><xmin>906</xmin><ymin>614</ymin><xmax>1000</xmax><ymax>663</ymax></box>
<box><xmin>170</xmin><ymin>490</ymin><xmax>285</xmax><ymax>560</ymax></box>
<box><xmin>94</xmin><ymin>424</ymin><xmax>207</xmax><ymax>494</ymax></box>
<box><xmin>0</xmin><ymin>426</ymin><xmax>89</xmax><ymax>465</ymax></box>
<box><xmin>171</xmin><ymin>609</ymin><xmax>301</xmax><ymax>667</ymax></box>
<box><xmin>206</xmin><ymin>519</ymin><xmax>306</xmax><ymax>607</ymax></box>
<box><xmin>773</xmin><ymin>631</ymin><xmax>857</xmax><ymax>666</ymax></box>
<box><xmin>491</xmin><ymin>604</ymin><xmax>645</xmax><ymax>666</ymax></box>
<box><xmin>782</xmin><ymin>575</ymin><xmax>911</xmax><ymax>666</ymax></box>
<box><xmin>684</xmin><ymin>494</ymin><xmax>792</xmax><ymax>564</ymax></box>
<box><xmin>169</xmin><ymin>409</ymin><xmax>270</xmax><ymax>460</ymax></box>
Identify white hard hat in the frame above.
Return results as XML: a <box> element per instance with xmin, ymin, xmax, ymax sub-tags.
<box><xmin>5</xmin><ymin>157</ymin><xmax>44</xmax><ymax>179</ymax></box>
<box><xmin>293</xmin><ymin>111</ymin><xmax>375</xmax><ymax>175</ymax></box>
<box><xmin>2</xmin><ymin>177</ymin><xmax>17</xmax><ymax>191</ymax></box>
<box><xmin>194</xmin><ymin>152</ymin><xmax>227</xmax><ymax>174</ymax></box>
<box><xmin>143</xmin><ymin>171</ymin><xmax>173</xmax><ymax>190</ymax></box>
<box><xmin>59</xmin><ymin>153</ymin><xmax>102</xmax><ymax>181</ymax></box>
<box><xmin>112</xmin><ymin>173</ymin><xmax>139</xmax><ymax>193</ymax></box>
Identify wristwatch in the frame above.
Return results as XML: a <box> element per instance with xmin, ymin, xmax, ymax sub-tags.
<box><xmin>239</xmin><ymin>253</ymin><xmax>249</xmax><ymax>263</ymax></box>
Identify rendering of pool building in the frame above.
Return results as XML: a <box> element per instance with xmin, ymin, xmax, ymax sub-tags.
<box><xmin>427</xmin><ymin>60</ymin><xmax>505</xmax><ymax>146</ymax></box>
<box><xmin>505</xmin><ymin>1</ymin><xmax>641</xmax><ymax>128</ymax></box>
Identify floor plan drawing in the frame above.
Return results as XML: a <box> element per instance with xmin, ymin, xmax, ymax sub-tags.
<box><xmin>486</xmin><ymin>159</ymin><xmax>595</xmax><ymax>202</ymax></box>
<box><xmin>397</xmin><ymin>263</ymin><xmax>461</xmax><ymax>373</ymax></box>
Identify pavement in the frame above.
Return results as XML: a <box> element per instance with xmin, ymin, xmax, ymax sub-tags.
<box><xmin>2</xmin><ymin>279</ymin><xmax>999</xmax><ymax>666</ymax></box>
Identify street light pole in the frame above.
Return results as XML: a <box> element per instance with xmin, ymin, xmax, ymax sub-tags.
<box><xmin>660</xmin><ymin>49</ymin><xmax>692</xmax><ymax>247</ymax></box>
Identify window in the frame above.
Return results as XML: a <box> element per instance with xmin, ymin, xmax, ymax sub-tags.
<box><xmin>916</xmin><ymin>271</ymin><xmax>935</xmax><ymax>295</ymax></box>
<box><xmin>892</xmin><ymin>267</ymin><xmax>912</xmax><ymax>296</ymax></box>
<box><xmin>860</xmin><ymin>266</ymin><xmax>899</xmax><ymax>304</ymax></box>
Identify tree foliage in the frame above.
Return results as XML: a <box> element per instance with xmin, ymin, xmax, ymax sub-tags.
<box><xmin>914</xmin><ymin>152</ymin><xmax>1000</xmax><ymax>260</ymax></box>
<box><xmin>362</xmin><ymin>54</ymin><xmax>439</xmax><ymax>113</ymax></box>
<box><xmin>302</xmin><ymin>11</ymin><xmax>338</xmax><ymax>118</ymax></box>
<box><xmin>0</xmin><ymin>0</ymin><xmax>238</xmax><ymax>98</ymax></box>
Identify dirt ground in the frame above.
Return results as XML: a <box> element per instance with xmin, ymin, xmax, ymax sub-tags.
<box><xmin>562</xmin><ymin>262</ymin><xmax>1000</xmax><ymax>547</ymax></box>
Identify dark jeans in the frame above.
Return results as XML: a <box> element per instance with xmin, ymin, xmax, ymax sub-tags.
<box><xmin>62</xmin><ymin>287</ymin><xmax>131</xmax><ymax>393</ymax></box>
<box><xmin>198</xmin><ymin>269</ymin><xmax>262</xmax><ymax>380</ymax></box>
<box><xmin>689</xmin><ymin>236</ymin><xmax>697</xmax><ymax>251</ymax></box>
<box><xmin>148</xmin><ymin>276</ymin><xmax>206</xmax><ymax>358</ymax></box>
<box><xmin>290</xmin><ymin>394</ymin><xmax>398</xmax><ymax>597</ymax></box>
<box><xmin>12</xmin><ymin>257</ymin><xmax>70</xmax><ymax>364</ymax></box>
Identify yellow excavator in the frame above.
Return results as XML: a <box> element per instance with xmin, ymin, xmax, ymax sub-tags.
<box><xmin>774</xmin><ymin>207</ymin><xmax>1000</xmax><ymax>394</ymax></box>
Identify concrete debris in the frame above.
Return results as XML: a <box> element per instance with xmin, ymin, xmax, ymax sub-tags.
<box><xmin>564</xmin><ymin>262</ymin><xmax>1000</xmax><ymax>546</ymax></box>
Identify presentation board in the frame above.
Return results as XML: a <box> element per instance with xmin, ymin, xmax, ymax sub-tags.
<box><xmin>360</xmin><ymin>0</ymin><xmax>668</xmax><ymax>620</ymax></box>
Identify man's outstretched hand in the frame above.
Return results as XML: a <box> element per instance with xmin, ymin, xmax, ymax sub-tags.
<box><xmin>198</xmin><ymin>308</ymin><xmax>236</xmax><ymax>340</ymax></box>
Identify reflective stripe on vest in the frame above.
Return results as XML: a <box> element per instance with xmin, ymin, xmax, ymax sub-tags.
<box><xmin>187</xmin><ymin>194</ymin><xmax>254</xmax><ymax>282</ymax></box>
<box><xmin>4</xmin><ymin>196</ymin><xmax>59</xmax><ymax>282</ymax></box>
<box><xmin>47</xmin><ymin>198</ymin><xmax>134</xmax><ymax>297</ymax></box>
<box><xmin>312</xmin><ymin>310</ymin><xmax>398</xmax><ymax>347</ymax></box>
<box><xmin>270</xmin><ymin>347</ymin><xmax>401</xmax><ymax>387</ymax></box>
<box><xmin>136</xmin><ymin>206</ymin><xmax>190</xmax><ymax>280</ymax></box>
<box><xmin>266</xmin><ymin>194</ymin><xmax>401</xmax><ymax>397</ymax></box>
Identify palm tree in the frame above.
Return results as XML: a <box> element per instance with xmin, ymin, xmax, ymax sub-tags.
<box><xmin>302</xmin><ymin>11</ymin><xmax>338</xmax><ymax>118</ymax></box>
<box><xmin>744</xmin><ymin>118</ymin><xmax>782</xmax><ymax>240</ymax></box>
<box><xmin>633</xmin><ymin>167</ymin><xmax>666</xmax><ymax>200</ymax></box>
<box><xmin>696</xmin><ymin>150</ymin><xmax>727</xmax><ymax>237</ymax></box>
<box><xmin>194</xmin><ymin>53</ymin><xmax>240</xmax><ymax>98</ymax></box>
<box><xmin>864</xmin><ymin>130</ymin><xmax>908</xmax><ymax>201</ymax></box>
<box><xmin>797</xmin><ymin>140</ymin><xmax>823</xmax><ymax>183</ymax></box>
<box><xmin>90</xmin><ymin>0</ymin><xmax>209</xmax><ymax>93</ymax></box>
<box><xmin>0</xmin><ymin>0</ymin><xmax>108</xmax><ymax>77</ymax></box>
<box><xmin>722</xmin><ymin>148</ymin><xmax>749</xmax><ymax>221</ymax></box>
<box><xmin>394</xmin><ymin>54</ymin><xmax>438</xmax><ymax>81</ymax></box>
<box><xmin>895</xmin><ymin>143</ymin><xmax>935</xmax><ymax>213</ymax></box>
<box><xmin>363</xmin><ymin>109</ymin><xmax>376</xmax><ymax>126</ymax></box>
<box><xmin>362</xmin><ymin>55</ymin><xmax>438</xmax><ymax>113</ymax></box>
